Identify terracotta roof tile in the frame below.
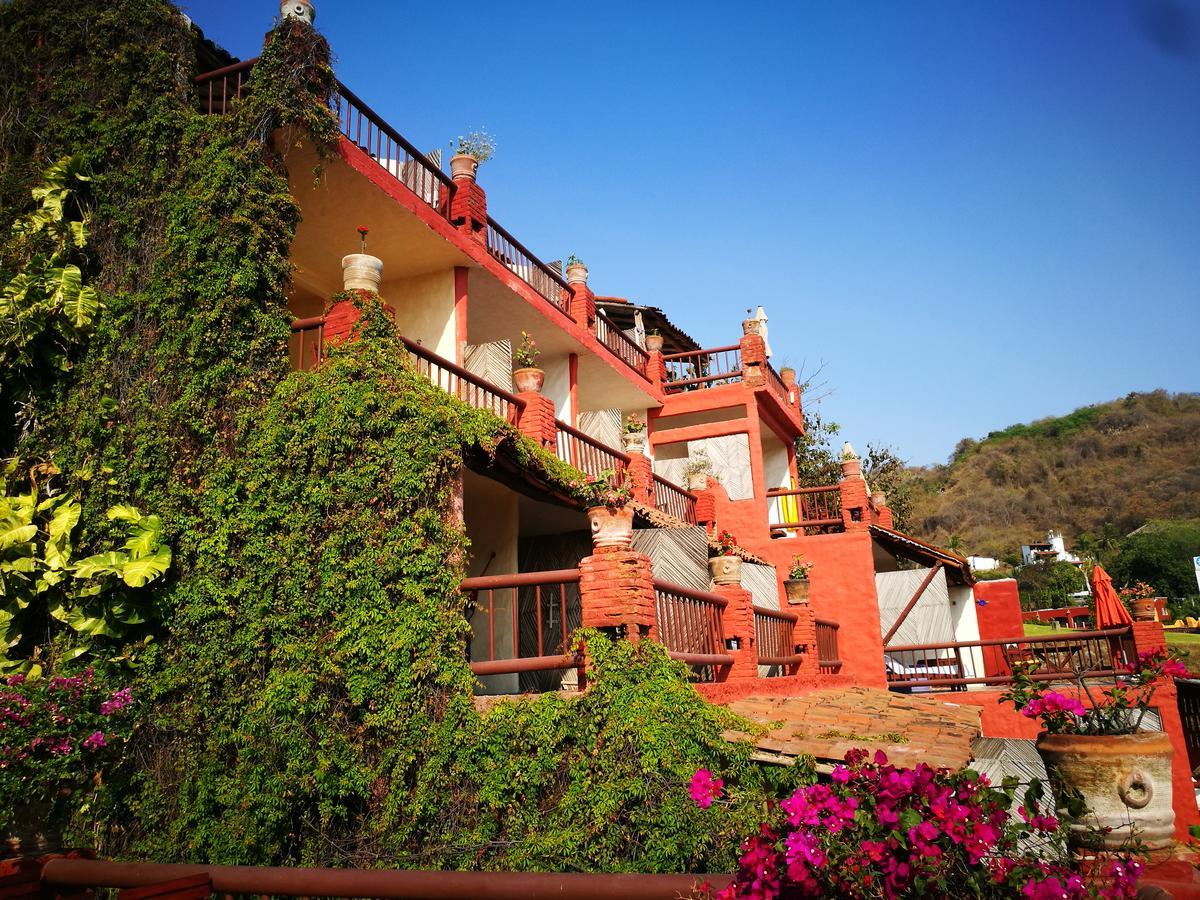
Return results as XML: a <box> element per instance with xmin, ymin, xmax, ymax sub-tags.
<box><xmin>724</xmin><ymin>686</ymin><xmax>982</xmax><ymax>771</ymax></box>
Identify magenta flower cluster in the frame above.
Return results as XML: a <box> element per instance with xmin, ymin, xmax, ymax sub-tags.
<box><xmin>694</xmin><ymin>749</ymin><xmax>1141</xmax><ymax>899</ymax></box>
<box><xmin>689</xmin><ymin>769</ymin><xmax>724</xmax><ymax>809</ymax></box>
<box><xmin>0</xmin><ymin>671</ymin><xmax>135</xmax><ymax>816</ymax></box>
<box><xmin>1020</xmin><ymin>691</ymin><xmax>1086</xmax><ymax>721</ymax></box>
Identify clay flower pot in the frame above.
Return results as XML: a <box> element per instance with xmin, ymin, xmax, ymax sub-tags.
<box><xmin>513</xmin><ymin>368</ymin><xmax>545</xmax><ymax>393</ymax></box>
<box><xmin>840</xmin><ymin>456</ymin><xmax>862</xmax><ymax>478</ymax></box>
<box><xmin>1133</xmin><ymin>598</ymin><xmax>1160</xmax><ymax>622</ymax></box>
<box><xmin>1036</xmin><ymin>731</ymin><xmax>1175</xmax><ymax>851</ymax></box>
<box><xmin>621</xmin><ymin>431</ymin><xmax>647</xmax><ymax>454</ymax></box>
<box><xmin>741</xmin><ymin>318</ymin><xmax>762</xmax><ymax>336</ymax></box>
<box><xmin>709</xmin><ymin>555</ymin><xmax>742</xmax><ymax>586</ymax></box>
<box><xmin>341</xmin><ymin>254</ymin><xmax>383</xmax><ymax>293</ymax></box>
<box><xmin>645</xmin><ymin>334</ymin><xmax>664</xmax><ymax>353</ymax></box>
<box><xmin>687</xmin><ymin>472</ymin><xmax>709</xmax><ymax>492</ymax></box>
<box><xmin>871</xmin><ymin>491</ymin><xmax>887</xmax><ymax>508</ymax></box>
<box><xmin>566</xmin><ymin>263</ymin><xmax>589</xmax><ymax>285</ymax></box>
<box><xmin>588</xmin><ymin>506</ymin><xmax>634</xmax><ymax>549</ymax></box>
<box><xmin>784</xmin><ymin>578</ymin><xmax>810</xmax><ymax>606</ymax></box>
<box><xmin>450</xmin><ymin>154</ymin><xmax>479</xmax><ymax>181</ymax></box>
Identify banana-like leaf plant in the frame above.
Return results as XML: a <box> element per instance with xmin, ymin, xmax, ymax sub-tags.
<box><xmin>0</xmin><ymin>462</ymin><xmax>171</xmax><ymax>674</ymax></box>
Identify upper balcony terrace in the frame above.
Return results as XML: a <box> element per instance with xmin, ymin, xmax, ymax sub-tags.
<box><xmin>195</xmin><ymin>61</ymin><xmax>655</xmax><ymax>418</ymax></box>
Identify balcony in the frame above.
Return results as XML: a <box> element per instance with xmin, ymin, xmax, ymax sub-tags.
<box><xmin>663</xmin><ymin>345</ymin><xmax>793</xmax><ymax>409</ymax></box>
<box><xmin>653</xmin><ymin>579</ymin><xmax>735</xmax><ymax>682</ymax></box>
<box><xmin>884</xmin><ymin>627</ymin><xmax>1133</xmax><ymax>692</ymax></box>
<box><xmin>196</xmin><ymin>62</ymin><xmax>654</xmax><ymax>390</ymax></box>
<box><xmin>292</xmin><ymin>318</ymin><xmax>696</xmax><ymax>521</ymax></box>
<box><xmin>766</xmin><ymin>485</ymin><xmax>843</xmax><ymax>533</ymax></box>
<box><xmin>753</xmin><ymin>605</ymin><xmax>802</xmax><ymax>671</ymax></box>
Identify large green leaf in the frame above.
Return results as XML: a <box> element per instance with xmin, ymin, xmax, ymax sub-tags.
<box><xmin>0</xmin><ymin>517</ymin><xmax>37</xmax><ymax>550</ymax></box>
<box><xmin>106</xmin><ymin>504</ymin><xmax>143</xmax><ymax>524</ymax></box>
<box><xmin>119</xmin><ymin>545</ymin><xmax>171</xmax><ymax>587</ymax></box>
<box><xmin>71</xmin><ymin>550</ymin><xmax>127</xmax><ymax>579</ymax></box>
<box><xmin>123</xmin><ymin>515</ymin><xmax>162</xmax><ymax>556</ymax></box>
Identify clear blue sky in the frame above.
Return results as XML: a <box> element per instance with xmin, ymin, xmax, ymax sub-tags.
<box><xmin>183</xmin><ymin>0</ymin><xmax>1200</xmax><ymax>464</ymax></box>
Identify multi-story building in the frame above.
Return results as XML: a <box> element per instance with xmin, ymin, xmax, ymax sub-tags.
<box><xmin>190</xmin><ymin>0</ymin><xmax>1197</xmax><ymax>837</ymax></box>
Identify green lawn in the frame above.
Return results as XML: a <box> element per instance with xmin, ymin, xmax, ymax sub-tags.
<box><xmin>1165</xmin><ymin>629</ymin><xmax>1200</xmax><ymax>645</ymax></box>
<box><xmin>1023</xmin><ymin>623</ymin><xmax>1058</xmax><ymax>636</ymax></box>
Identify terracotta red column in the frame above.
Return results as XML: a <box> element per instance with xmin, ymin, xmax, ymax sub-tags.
<box><xmin>579</xmin><ymin>547</ymin><xmax>657</xmax><ymax>642</ymax></box>
<box><xmin>625</xmin><ymin>453</ymin><xmax>655</xmax><ymax>506</ymax></box>
<box><xmin>712</xmin><ymin>578</ymin><xmax>758</xmax><ymax>682</ymax></box>
<box><xmin>515</xmin><ymin>392</ymin><xmax>558</xmax><ymax>449</ymax></box>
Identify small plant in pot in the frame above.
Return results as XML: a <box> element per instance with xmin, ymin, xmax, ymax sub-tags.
<box><xmin>621</xmin><ymin>412</ymin><xmax>647</xmax><ymax>454</ymax></box>
<box><xmin>512</xmin><ymin>331</ymin><xmax>544</xmax><ymax>393</ymax></box>
<box><xmin>709</xmin><ymin>529</ymin><xmax>742</xmax><ymax>586</ymax></box>
<box><xmin>1002</xmin><ymin>648</ymin><xmax>1189</xmax><ymax>851</ymax></box>
<box><xmin>784</xmin><ymin>553</ymin><xmax>814</xmax><ymax>605</ymax></box>
<box><xmin>644</xmin><ymin>328</ymin><xmax>664</xmax><ymax>353</ymax></box>
<box><xmin>682</xmin><ymin>453</ymin><xmax>711</xmax><ymax>492</ymax></box>
<box><xmin>565</xmin><ymin>253</ymin><xmax>588</xmax><ymax>285</ymax></box>
<box><xmin>571</xmin><ymin>469</ymin><xmax>635</xmax><ymax>549</ymax></box>
<box><xmin>449</xmin><ymin>129</ymin><xmax>496</xmax><ymax>181</ymax></box>
<box><xmin>1119</xmin><ymin>582</ymin><xmax>1161</xmax><ymax>623</ymax></box>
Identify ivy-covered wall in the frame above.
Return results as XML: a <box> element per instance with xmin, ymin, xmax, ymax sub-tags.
<box><xmin>0</xmin><ymin>0</ymin><xmax>813</xmax><ymax>871</ymax></box>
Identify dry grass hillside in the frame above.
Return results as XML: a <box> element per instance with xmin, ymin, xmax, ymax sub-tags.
<box><xmin>906</xmin><ymin>391</ymin><xmax>1200</xmax><ymax>559</ymax></box>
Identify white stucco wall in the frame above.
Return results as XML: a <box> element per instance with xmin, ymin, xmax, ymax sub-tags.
<box><xmin>381</xmin><ymin>269</ymin><xmax>456</xmax><ymax>360</ymax></box>
<box><xmin>464</xmin><ymin>475</ymin><xmax>519</xmax><ymax>695</ymax></box>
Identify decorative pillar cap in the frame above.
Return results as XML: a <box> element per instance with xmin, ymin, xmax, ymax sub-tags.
<box><xmin>280</xmin><ymin>0</ymin><xmax>315</xmax><ymax>24</ymax></box>
<box><xmin>566</xmin><ymin>260</ymin><xmax>589</xmax><ymax>285</ymax></box>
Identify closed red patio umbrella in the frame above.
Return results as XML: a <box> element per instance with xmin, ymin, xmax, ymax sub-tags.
<box><xmin>1092</xmin><ymin>564</ymin><xmax>1133</xmax><ymax>629</ymax></box>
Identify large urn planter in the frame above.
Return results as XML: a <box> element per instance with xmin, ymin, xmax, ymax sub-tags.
<box><xmin>1133</xmin><ymin>598</ymin><xmax>1161</xmax><ymax>622</ymax></box>
<box><xmin>840</xmin><ymin>456</ymin><xmax>862</xmax><ymax>478</ymax></box>
<box><xmin>449</xmin><ymin>154</ymin><xmax>479</xmax><ymax>181</ymax></box>
<box><xmin>566</xmin><ymin>262</ymin><xmax>589</xmax><ymax>285</ymax></box>
<box><xmin>622</xmin><ymin>431</ymin><xmax>647</xmax><ymax>454</ymax></box>
<box><xmin>645</xmin><ymin>334</ymin><xmax>664</xmax><ymax>353</ymax></box>
<box><xmin>588</xmin><ymin>506</ymin><xmax>634</xmax><ymax>549</ymax></box>
<box><xmin>513</xmin><ymin>367</ymin><xmax>545</xmax><ymax>394</ymax></box>
<box><xmin>709</xmin><ymin>555</ymin><xmax>742</xmax><ymax>586</ymax></box>
<box><xmin>341</xmin><ymin>253</ymin><xmax>383</xmax><ymax>292</ymax></box>
<box><xmin>687</xmin><ymin>473</ymin><xmax>710</xmax><ymax>492</ymax></box>
<box><xmin>1036</xmin><ymin>731</ymin><xmax>1175</xmax><ymax>851</ymax></box>
<box><xmin>784</xmin><ymin>578</ymin><xmax>811</xmax><ymax>606</ymax></box>
<box><xmin>741</xmin><ymin>318</ymin><xmax>762</xmax><ymax>336</ymax></box>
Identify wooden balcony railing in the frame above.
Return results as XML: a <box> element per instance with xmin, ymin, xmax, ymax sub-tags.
<box><xmin>753</xmin><ymin>606</ymin><xmax>802</xmax><ymax>670</ymax></box>
<box><xmin>652</xmin><ymin>474</ymin><xmax>698</xmax><ymax>524</ymax></box>
<box><xmin>816</xmin><ymin>618</ymin><xmax>842</xmax><ymax>674</ymax></box>
<box><xmin>764</xmin><ymin>360</ymin><xmax>794</xmax><ymax>407</ymax></box>
<box><xmin>401</xmin><ymin>337</ymin><xmax>526</xmax><ymax>424</ymax></box>
<box><xmin>595</xmin><ymin>312</ymin><xmax>649</xmax><ymax>378</ymax></box>
<box><xmin>653</xmin><ymin>579</ymin><xmax>733</xmax><ymax>682</ymax></box>
<box><xmin>461</xmin><ymin>569</ymin><xmax>582</xmax><ymax>678</ymax></box>
<box><xmin>556</xmin><ymin>420</ymin><xmax>630</xmax><ymax>481</ymax></box>
<box><xmin>766</xmin><ymin>485</ymin><xmax>843</xmax><ymax>531</ymax></box>
<box><xmin>662</xmin><ymin>345</ymin><xmax>742</xmax><ymax>393</ymax></box>
<box><xmin>334</xmin><ymin>81</ymin><xmax>455</xmax><ymax>217</ymax></box>
<box><xmin>884</xmin><ymin>627</ymin><xmax>1134</xmax><ymax>692</ymax></box>
<box><xmin>194</xmin><ymin>59</ymin><xmax>255</xmax><ymax>113</ymax></box>
<box><xmin>485</xmin><ymin>217</ymin><xmax>572</xmax><ymax>317</ymax></box>
<box><xmin>290</xmin><ymin>316</ymin><xmax>324</xmax><ymax>371</ymax></box>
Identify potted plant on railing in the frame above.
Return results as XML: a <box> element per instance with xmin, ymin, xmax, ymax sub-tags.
<box><xmin>784</xmin><ymin>553</ymin><xmax>814</xmax><ymax>606</ymax></box>
<box><xmin>682</xmin><ymin>453</ymin><xmax>711</xmax><ymax>492</ymax></box>
<box><xmin>512</xmin><ymin>331</ymin><xmax>544</xmax><ymax>393</ymax></box>
<box><xmin>644</xmin><ymin>328</ymin><xmax>664</xmax><ymax>353</ymax></box>
<box><xmin>621</xmin><ymin>412</ymin><xmax>647</xmax><ymax>454</ymax></box>
<box><xmin>565</xmin><ymin>254</ymin><xmax>588</xmax><ymax>285</ymax></box>
<box><xmin>709</xmin><ymin>529</ymin><xmax>742</xmax><ymax>586</ymax></box>
<box><xmin>1119</xmin><ymin>581</ymin><xmax>1161</xmax><ymax>623</ymax></box>
<box><xmin>1001</xmin><ymin>648</ymin><xmax>1189</xmax><ymax>852</ymax></box>
<box><xmin>839</xmin><ymin>442</ymin><xmax>862</xmax><ymax>478</ymax></box>
<box><xmin>571</xmin><ymin>469</ymin><xmax>635</xmax><ymax>549</ymax></box>
<box><xmin>449</xmin><ymin>130</ymin><xmax>496</xmax><ymax>182</ymax></box>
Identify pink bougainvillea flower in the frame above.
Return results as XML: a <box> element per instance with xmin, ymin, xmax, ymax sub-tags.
<box><xmin>689</xmin><ymin>768</ymin><xmax>724</xmax><ymax>809</ymax></box>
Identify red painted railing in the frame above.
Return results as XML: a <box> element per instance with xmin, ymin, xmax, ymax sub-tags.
<box><xmin>766</xmin><ymin>485</ymin><xmax>843</xmax><ymax>531</ymax></box>
<box><xmin>816</xmin><ymin>618</ymin><xmax>842</xmax><ymax>674</ymax></box>
<box><xmin>652</xmin><ymin>579</ymin><xmax>733</xmax><ymax>682</ymax></box>
<box><xmin>485</xmin><ymin>217</ymin><xmax>572</xmax><ymax>317</ymax></box>
<box><xmin>662</xmin><ymin>345</ymin><xmax>742</xmax><ymax>392</ymax></box>
<box><xmin>334</xmin><ymin>81</ymin><xmax>455</xmax><ymax>217</ymax></box>
<box><xmin>401</xmin><ymin>337</ymin><xmax>525</xmax><ymax>424</ymax></box>
<box><xmin>595</xmin><ymin>312</ymin><xmax>649</xmax><ymax>378</ymax></box>
<box><xmin>461</xmin><ymin>569</ymin><xmax>582</xmax><ymax>678</ymax></box>
<box><xmin>555</xmin><ymin>420</ymin><xmax>630</xmax><ymax>481</ymax></box>
<box><xmin>884</xmin><ymin>627</ymin><xmax>1133</xmax><ymax>691</ymax></box>
<box><xmin>652</xmin><ymin>474</ymin><xmax>698</xmax><ymax>524</ymax></box>
<box><xmin>764</xmin><ymin>360</ymin><xmax>794</xmax><ymax>407</ymax></box>
<box><xmin>290</xmin><ymin>316</ymin><xmax>324</xmax><ymax>371</ymax></box>
<box><xmin>33</xmin><ymin>856</ymin><xmax>729</xmax><ymax>899</ymax></box>
<box><xmin>753</xmin><ymin>606</ymin><xmax>801</xmax><ymax>669</ymax></box>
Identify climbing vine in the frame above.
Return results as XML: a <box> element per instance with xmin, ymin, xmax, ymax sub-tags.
<box><xmin>0</xmin><ymin>0</ymin><xmax>814</xmax><ymax>871</ymax></box>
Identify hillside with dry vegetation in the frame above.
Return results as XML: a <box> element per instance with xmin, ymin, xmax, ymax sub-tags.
<box><xmin>905</xmin><ymin>391</ymin><xmax>1200</xmax><ymax>560</ymax></box>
